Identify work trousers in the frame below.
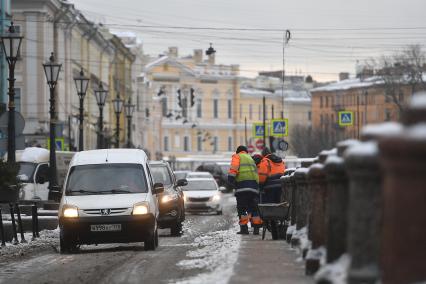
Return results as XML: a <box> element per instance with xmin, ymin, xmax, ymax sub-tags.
<box><xmin>261</xmin><ymin>186</ymin><xmax>282</xmax><ymax>204</ymax></box>
<box><xmin>235</xmin><ymin>191</ymin><xmax>261</xmax><ymax>226</ymax></box>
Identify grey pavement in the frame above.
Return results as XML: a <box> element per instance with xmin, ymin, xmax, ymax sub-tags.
<box><xmin>230</xmin><ymin>234</ymin><xmax>314</xmax><ymax>284</ymax></box>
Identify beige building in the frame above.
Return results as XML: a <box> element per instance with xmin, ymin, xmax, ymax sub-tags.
<box><xmin>12</xmin><ymin>0</ymin><xmax>134</xmax><ymax>150</ymax></box>
<box><xmin>139</xmin><ymin>47</ymin><xmax>240</xmax><ymax>159</ymax></box>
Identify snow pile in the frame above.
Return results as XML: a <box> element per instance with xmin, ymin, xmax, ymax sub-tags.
<box><xmin>286</xmin><ymin>225</ymin><xmax>296</xmax><ymax>236</ymax></box>
<box><xmin>315</xmin><ymin>254</ymin><xmax>351</xmax><ymax>284</ymax></box>
<box><xmin>0</xmin><ymin>229</ymin><xmax>59</xmax><ymax>259</ymax></box>
<box><xmin>175</xmin><ymin>225</ymin><xmax>241</xmax><ymax>284</ymax></box>
<box><xmin>306</xmin><ymin>246</ymin><xmax>327</xmax><ymax>266</ymax></box>
<box><xmin>410</xmin><ymin>92</ymin><xmax>426</xmax><ymax>108</ymax></box>
<box><xmin>292</xmin><ymin>226</ymin><xmax>310</xmax><ymax>255</ymax></box>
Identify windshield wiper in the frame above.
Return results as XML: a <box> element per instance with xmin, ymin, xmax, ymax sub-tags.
<box><xmin>97</xmin><ymin>189</ymin><xmax>132</xmax><ymax>194</ymax></box>
<box><xmin>66</xmin><ymin>189</ymin><xmax>100</xmax><ymax>195</ymax></box>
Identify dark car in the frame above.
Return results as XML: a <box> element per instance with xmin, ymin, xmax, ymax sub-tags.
<box><xmin>195</xmin><ymin>163</ymin><xmax>232</xmax><ymax>191</ymax></box>
<box><xmin>149</xmin><ymin>161</ymin><xmax>187</xmax><ymax>236</ymax></box>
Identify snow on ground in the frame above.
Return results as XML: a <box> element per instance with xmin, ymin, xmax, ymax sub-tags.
<box><xmin>0</xmin><ymin>229</ymin><xmax>59</xmax><ymax>259</ymax></box>
<box><xmin>175</xmin><ymin>224</ymin><xmax>241</xmax><ymax>284</ymax></box>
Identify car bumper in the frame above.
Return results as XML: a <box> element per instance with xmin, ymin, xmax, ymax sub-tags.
<box><xmin>185</xmin><ymin>201</ymin><xmax>221</xmax><ymax>213</ymax></box>
<box><xmin>59</xmin><ymin>214</ymin><xmax>155</xmax><ymax>244</ymax></box>
<box><xmin>158</xmin><ymin>202</ymin><xmax>180</xmax><ymax>227</ymax></box>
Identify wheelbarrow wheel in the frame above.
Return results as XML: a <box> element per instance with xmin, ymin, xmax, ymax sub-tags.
<box><xmin>262</xmin><ymin>225</ymin><xmax>266</xmax><ymax>240</ymax></box>
<box><xmin>271</xmin><ymin>221</ymin><xmax>279</xmax><ymax>240</ymax></box>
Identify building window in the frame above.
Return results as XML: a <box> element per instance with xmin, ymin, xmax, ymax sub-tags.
<box><xmin>184</xmin><ymin>136</ymin><xmax>190</xmax><ymax>152</ymax></box>
<box><xmin>385</xmin><ymin>109</ymin><xmax>391</xmax><ymax>121</ymax></box>
<box><xmin>320</xmin><ymin>96</ymin><xmax>323</xmax><ymax>108</ymax></box>
<box><xmin>213</xmin><ymin>99</ymin><xmax>218</xmax><ymax>118</ymax></box>
<box><xmin>325</xmin><ymin>96</ymin><xmax>329</xmax><ymax>108</ymax></box>
<box><xmin>213</xmin><ymin>136</ymin><xmax>218</xmax><ymax>152</ymax></box>
<box><xmin>249</xmin><ymin>104</ymin><xmax>253</xmax><ymax>120</ymax></box>
<box><xmin>161</xmin><ymin>97</ymin><xmax>167</xmax><ymax>117</ymax></box>
<box><xmin>196</xmin><ymin>99</ymin><xmax>202</xmax><ymax>118</ymax></box>
<box><xmin>320</xmin><ymin>114</ymin><xmax>323</xmax><ymax>124</ymax></box>
<box><xmin>398</xmin><ymin>92</ymin><xmax>404</xmax><ymax>103</ymax></box>
<box><xmin>14</xmin><ymin>88</ymin><xmax>21</xmax><ymax>112</ymax></box>
<box><xmin>308</xmin><ymin>111</ymin><xmax>312</xmax><ymax>121</ymax></box>
<box><xmin>228</xmin><ymin>136</ymin><xmax>233</xmax><ymax>152</ymax></box>
<box><xmin>164</xmin><ymin>136</ymin><xmax>169</xmax><ymax>152</ymax></box>
<box><xmin>197</xmin><ymin>136</ymin><xmax>202</xmax><ymax>152</ymax></box>
<box><xmin>227</xmin><ymin>99</ymin><xmax>232</xmax><ymax>119</ymax></box>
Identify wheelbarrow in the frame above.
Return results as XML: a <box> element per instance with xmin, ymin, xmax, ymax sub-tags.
<box><xmin>258</xmin><ymin>202</ymin><xmax>290</xmax><ymax>240</ymax></box>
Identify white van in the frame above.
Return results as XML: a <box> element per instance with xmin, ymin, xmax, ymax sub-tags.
<box><xmin>58</xmin><ymin>149</ymin><xmax>164</xmax><ymax>253</ymax></box>
<box><xmin>15</xmin><ymin>147</ymin><xmax>75</xmax><ymax>201</ymax></box>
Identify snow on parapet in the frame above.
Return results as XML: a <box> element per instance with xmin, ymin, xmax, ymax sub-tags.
<box><xmin>410</xmin><ymin>92</ymin><xmax>426</xmax><ymax>109</ymax></box>
<box><xmin>361</xmin><ymin>122</ymin><xmax>404</xmax><ymax>138</ymax></box>
<box><xmin>406</xmin><ymin>123</ymin><xmax>426</xmax><ymax>140</ymax></box>
<box><xmin>344</xmin><ymin>142</ymin><xmax>378</xmax><ymax>158</ymax></box>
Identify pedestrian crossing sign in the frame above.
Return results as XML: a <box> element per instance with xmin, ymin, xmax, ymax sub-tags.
<box><xmin>252</xmin><ymin>123</ymin><xmax>268</xmax><ymax>138</ymax></box>
<box><xmin>47</xmin><ymin>137</ymin><xmax>65</xmax><ymax>151</ymax></box>
<box><xmin>338</xmin><ymin>111</ymin><xmax>354</xmax><ymax>126</ymax></box>
<box><xmin>271</xmin><ymin>119</ymin><xmax>289</xmax><ymax>137</ymax></box>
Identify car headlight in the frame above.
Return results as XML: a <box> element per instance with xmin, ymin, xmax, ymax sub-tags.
<box><xmin>133</xmin><ymin>202</ymin><xmax>149</xmax><ymax>215</ymax></box>
<box><xmin>62</xmin><ymin>205</ymin><xmax>79</xmax><ymax>218</ymax></box>
<box><xmin>212</xmin><ymin>194</ymin><xmax>221</xmax><ymax>202</ymax></box>
<box><xmin>162</xmin><ymin>194</ymin><xmax>178</xmax><ymax>204</ymax></box>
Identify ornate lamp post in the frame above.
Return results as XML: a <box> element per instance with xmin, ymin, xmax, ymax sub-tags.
<box><xmin>94</xmin><ymin>82</ymin><xmax>108</xmax><ymax>149</ymax></box>
<box><xmin>73</xmin><ymin>68</ymin><xmax>89</xmax><ymax>151</ymax></box>
<box><xmin>0</xmin><ymin>22</ymin><xmax>23</xmax><ymax>163</ymax></box>
<box><xmin>112</xmin><ymin>93</ymin><xmax>123</xmax><ymax>148</ymax></box>
<box><xmin>42</xmin><ymin>52</ymin><xmax>62</xmax><ymax>198</ymax></box>
<box><xmin>124</xmin><ymin>98</ymin><xmax>135</xmax><ymax>148</ymax></box>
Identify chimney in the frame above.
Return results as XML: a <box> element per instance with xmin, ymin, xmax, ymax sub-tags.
<box><xmin>339</xmin><ymin>72</ymin><xmax>349</xmax><ymax>81</ymax></box>
<box><xmin>168</xmin><ymin>47</ymin><xmax>178</xmax><ymax>58</ymax></box>
<box><xmin>193</xmin><ymin>49</ymin><xmax>203</xmax><ymax>63</ymax></box>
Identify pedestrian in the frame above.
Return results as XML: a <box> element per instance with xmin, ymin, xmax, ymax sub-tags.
<box><xmin>228</xmin><ymin>145</ymin><xmax>262</xmax><ymax>235</ymax></box>
<box><xmin>258</xmin><ymin>147</ymin><xmax>285</xmax><ymax>203</ymax></box>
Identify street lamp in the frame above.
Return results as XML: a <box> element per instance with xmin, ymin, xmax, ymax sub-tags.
<box><xmin>73</xmin><ymin>68</ymin><xmax>89</xmax><ymax>151</ymax></box>
<box><xmin>94</xmin><ymin>82</ymin><xmax>108</xmax><ymax>149</ymax></box>
<box><xmin>112</xmin><ymin>93</ymin><xmax>124</xmax><ymax>148</ymax></box>
<box><xmin>0</xmin><ymin>22</ymin><xmax>23</xmax><ymax>164</ymax></box>
<box><xmin>42</xmin><ymin>52</ymin><xmax>62</xmax><ymax>199</ymax></box>
<box><xmin>124</xmin><ymin>98</ymin><xmax>135</xmax><ymax>148</ymax></box>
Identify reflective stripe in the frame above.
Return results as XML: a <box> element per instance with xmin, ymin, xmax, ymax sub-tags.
<box><xmin>239</xmin><ymin>215</ymin><xmax>249</xmax><ymax>225</ymax></box>
<box><xmin>235</xmin><ymin>187</ymin><xmax>259</xmax><ymax>194</ymax></box>
<box><xmin>251</xmin><ymin>216</ymin><xmax>263</xmax><ymax>225</ymax></box>
<box><xmin>228</xmin><ymin>173</ymin><xmax>237</xmax><ymax>177</ymax></box>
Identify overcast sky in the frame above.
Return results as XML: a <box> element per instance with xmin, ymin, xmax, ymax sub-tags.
<box><xmin>70</xmin><ymin>0</ymin><xmax>426</xmax><ymax>81</ymax></box>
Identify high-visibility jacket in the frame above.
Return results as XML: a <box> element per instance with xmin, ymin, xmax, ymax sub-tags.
<box><xmin>258</xmin><ymin>154</ymin><xmax>285</xmax><ymax>192</ymax></box>
<box><xmin>228</xmin><ymin>151</ymin><xmax>259</xmax><ymax>194</ymax></box>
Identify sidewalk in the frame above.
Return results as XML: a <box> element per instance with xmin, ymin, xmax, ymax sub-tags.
<box><xmin>229</xmin><ymin>234</ymin><xmax>314</xmax><ymax>284</ymax></box>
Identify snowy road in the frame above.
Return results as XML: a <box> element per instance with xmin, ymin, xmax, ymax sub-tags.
<box><xmin>0</xmin><ymin>194</ymin><xmax>240</xmax><ymax>284</ymax></box>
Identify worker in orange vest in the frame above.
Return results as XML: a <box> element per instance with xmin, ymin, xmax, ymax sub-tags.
<box><xmin>258</xmin><ymin>147</ymin><xmax>286</xmax><ymax>203</ymax></box>
<box><xmin>228</xmin><ymin>146</ymin><xmax>262</xmax><ymax>235</ymax></box>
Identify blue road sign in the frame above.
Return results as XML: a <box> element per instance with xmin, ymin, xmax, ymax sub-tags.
<box><xmin>338</xmin><ymin>111</ymin><xmax>354</xmax><ymax>126</ymax></box>
<box><xmin>271</xmin><ymin>119</ymin><xmax>289</xmax><ymax>137</ymax></box>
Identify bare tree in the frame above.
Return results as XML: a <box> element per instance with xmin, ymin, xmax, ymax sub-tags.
<box><xmin>369</xmin><ymin>45</ymin><xmax>426</xmax><ymax>112</ymax></box>
<box><xmin>290</xmin><ymin>124</ymin><xmax>337</xmax><ymax>158</ymax></box>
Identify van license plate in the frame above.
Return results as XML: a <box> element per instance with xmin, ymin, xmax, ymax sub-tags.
<box><xmin>90</xmin><ymin>224</ymin><xmax>121</xmax><ymax>232</ymax></box>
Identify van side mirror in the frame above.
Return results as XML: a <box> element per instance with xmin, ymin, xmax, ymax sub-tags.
<box><xmin>219</xmin><ymin>186</ymin><xmax>227</xmax><ymax>193</ymax></box>
<box><xmin>177</xmin><ymin>179</ymin><xmax>188</xmax><ymax>187</ymax></box>
<box><xmin>152</xmin><ymin>183</ymin><xmax>164</xmax><ymax>195</ymax></box>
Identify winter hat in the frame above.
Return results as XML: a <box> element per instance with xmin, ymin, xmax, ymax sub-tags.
<box><xmin>236</xmin><ymin>145</ymin><xmax>248</xmax><ymax>153</ymax></box>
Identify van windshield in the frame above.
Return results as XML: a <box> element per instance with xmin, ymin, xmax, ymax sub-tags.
<box><xmin>17</xmin><ymin>162</ymin><xmax>37</xmax><ymax>182</ymax></box>
<box><xmin>65</xmin><ymin>163</ymin><xmax>148</xmax><ymax>195</ymax></box>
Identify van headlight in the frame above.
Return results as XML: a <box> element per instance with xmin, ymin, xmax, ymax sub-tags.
<box><xmin>162</xmin><ymin>194</ymin><xmax>178</xmax><ymax>204</ymax></box>
<box><xmin>62</xmin><ymin>205</ymin><xmax>79</xmax><ymax>218</ymax></box>
<box><xmin>212</xmin><ymin>194</ymin><xmax>221</xmax><ymax>202</ymax></box>
<box><xmin>133</xmin><ymin>202</ymin><xmax>149</xmax><ymax>215</ymax></box>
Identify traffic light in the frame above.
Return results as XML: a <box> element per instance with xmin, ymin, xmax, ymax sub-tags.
<box><xmin>190</xmin><ymin>88</ymin><xmax>195</xmax><ymax>107</ymax></box>
<box><xmin>177</xmin><ymin>89</ymin><xmax>182</xmax><ymax>108</ymax></box>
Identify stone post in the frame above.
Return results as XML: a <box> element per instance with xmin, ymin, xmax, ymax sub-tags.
<box><xmin>344</xmin><ymin>142</ymin><xmax>381</xmax><ymax>284</ymax></box>
<box><xmin>379</xmin><ymin>124</ymin><xmax>426</xmax><ymax>284</ymax></box>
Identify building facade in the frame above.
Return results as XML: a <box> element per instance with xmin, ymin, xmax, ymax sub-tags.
<box><xmin>11</xmin><ymin>0</ymin><xmax>134</xmax><ymax>151</ymax></box>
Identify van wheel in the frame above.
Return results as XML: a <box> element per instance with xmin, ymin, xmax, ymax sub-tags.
<box><xmin>170</xmin><ymin>222</ymin><xmax>182</xmax><ymax>236</ymax></box>
<box><xmin>145</xmin><ymin>230</ymin><xmax>157</xmax><ymax>251</ymax></box>
<box><xmin>60</xmin><ymin>233</ymin><xmax>77</xmax><ymax>254</ymax></box>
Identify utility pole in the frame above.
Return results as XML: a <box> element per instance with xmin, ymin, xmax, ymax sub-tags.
<box><xmin>263</xmin><ymin>96</ymin><xmax>266</xmax><ymax>144</ymax></box>
<box><xmin>244</xmin><ymin>116</ymin><xmax>248</xmax><ymax>146</ymax></box>
<box><xmin>281</xmin><ymin>30</ymin><xmax>291</xmax><ymax>119</ymax></box>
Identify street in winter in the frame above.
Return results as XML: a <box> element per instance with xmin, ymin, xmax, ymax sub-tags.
<box><xmin>1</xmin><ymin>0</ymin><xmax>426</xmax><ymax>283</ymax></box>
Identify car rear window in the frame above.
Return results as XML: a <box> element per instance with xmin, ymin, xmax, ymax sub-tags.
<box><xmin>183</xmin><ymin>180</ymin><xmax>217</xmax><ymax>191</ymax></box>
<box><xmin>65</xmin><ymin>163</ymin><xmax>148</xmax><ymax>195</ymax></box>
